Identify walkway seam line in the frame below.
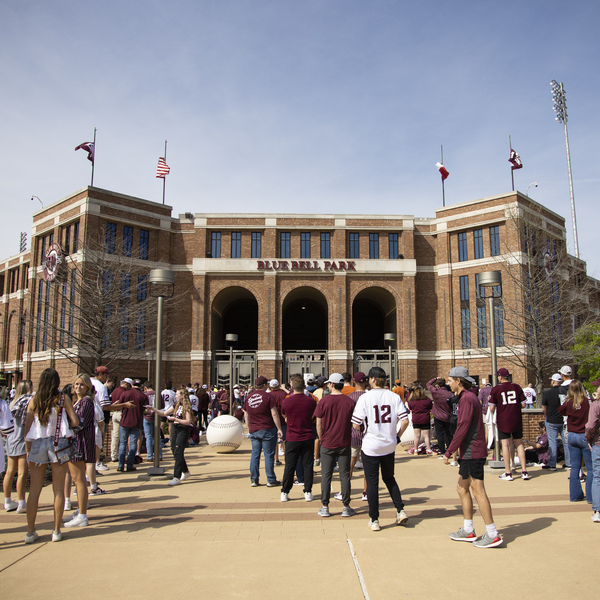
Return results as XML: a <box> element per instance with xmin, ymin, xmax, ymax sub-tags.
<box><xmin>0</xmin><ymin>542</ymin><xmax>47</xmax><ymax>574</ymax></box>
<box><xmin>346</xmin><ymin>537</ymin><xmax>370</xmax><ymax>600</ymax></box>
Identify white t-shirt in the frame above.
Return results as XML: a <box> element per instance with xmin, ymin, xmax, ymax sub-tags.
<box><xmin>523</xmin><ymin>387</ymin><xmax>536</xmax><ymax>405</ymax></box>
<box><xmin>352</xmin><ymin>388</ymin><xmax>409</xmax><ymax>457</ymax></box>
<box><xmin>189</xmin><ymin>394</ymin><xmax>199</xmax><ymax>411</ymax></box>
<box><xmin>161</xmin><ymin>389</ymin><xmax>176</xmax><ymax>410</ymax></box>
<box><xmin>92</xmin><ymin>378</ymin><xmax>110</xmax><ymax>407</ymax></box>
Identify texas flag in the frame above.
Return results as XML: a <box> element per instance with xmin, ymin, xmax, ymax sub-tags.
<box><xmin>509</xmin><ymin>149</ymin><xmax>523</xmax><ymax>170</ymax></box>
<box><xmin>436</xmin><ymin>162</ymin><xmax>449</xmax><ymax>180</ymax></box>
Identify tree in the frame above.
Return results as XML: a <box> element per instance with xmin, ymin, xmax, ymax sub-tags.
<box><xmin>31</xmin><ymin>227</ymin><xmax>191</xmax><ymax>375</ymax></box>
<box><xmin>571</xmin><ymin>322</ymin><xmax>600</xmax><ymax>393</ymax></box>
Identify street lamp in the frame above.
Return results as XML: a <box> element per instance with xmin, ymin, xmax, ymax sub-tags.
<box><xmin>384</xmin><ymin>333</ymin><xmax>395</xmax><ymax>387</ymax></box>
<box><xmin>226</xmin><ymin>334</ymin><xmax>238</xmax><ymax>407</ymax></box>
<box><xmin>478</xmin><ymin>270</ymin><xmax>504</xmax><ymax>469</ymax></box>
<box><xmin>147</xmin><ymin>269</ymin><xmax>175</xmax><ymax>477</ymax></box>
<box><xmin>145</xmin><ymin>351</ymin><xmax>153</xmax><ymax>383</ymax></box>
<box><xmin>551</xmin><ymin>80</ymin><xmax>579</xmax><ymax>258</ymax></box>
<box><xmin>525</xmin><ymin>182</ymin><xmax>538</xmax><ymax>197</ymax></box>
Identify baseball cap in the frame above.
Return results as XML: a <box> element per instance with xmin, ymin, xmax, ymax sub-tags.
<box><xmin>121</xmin><ymin>378</ymin><xmax>134</xmax><ymax>386</ymax></box>
<box><xmin>551</xmin><ymin>374</ymin><xmax>562</xmax><ymax>382</ymax></box>
<box><xmin>202</xmin><ymin>384</ymin><xmax>208</xmax><ymax>389</ymax></box>
<box><xmin>448</xmin><ymin>366</ymin><xmax>476</xmax><ymax>385</ymax></box>
<box><xmin>497</xmin><ymin>368</ymin><xmax>510</xmax><ymax>377</ymax></box>
<box><xmin>316</xmin><ymin>376</ymin><xmax>327</xmax><ymax>385</ymax></box>
<box><xmin>325</xmin><ymin>373</ymin><xmax>344</xmax><ymax>385</ymax></box>
<box><xmin>559</xmin><ymin>365</ymin><xmax>572</xmax><ymax>376</ymax></box>
<box><xmin>95</xmin><ymin>366</ymin><xmax>109</xmax><ymax>374</ymax></box>
<box><xmin>590</xmin><ymin>378</ymin><xmax>600</xmax><ymax>387</ymax></box>
<box><xmin>133</xmin><ymin>379</ymin><xmax>142</xmax><ymax>387</ymax></box>
<box><xmin>395</xmin><ymin>379</ymin><xmax>401</xmax><ymax>385</ymax></box>
<box><xmin>255</xmin><ymin>376</ymin><xmax>268</xmax><ymax>386</ymax></box>
<box><xmin>269</xmin><ymin>379</ymin><xmax>279</xmax><ymax>388</ymax></box>
<box><xmin>353</xmin><ymin>372</ymin><xmax>367</xmax><ymax>384</ymax></box>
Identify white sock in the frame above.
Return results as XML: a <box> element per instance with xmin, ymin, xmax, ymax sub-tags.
<box><xmin>91</xmin><ymin>484</ymin><xmax>98</xmax><ymax>491</ymax></box>
<box><xmin>486</xmin><ymin>523</ymin><xmax>498</xmax><ymax>538</ymax></box>
<box><xmin>463</xmin><ymin>519</ymin><xmax>474</xmax><ymax>533</ymax></box>
<box><xmin>18</xmin><ymin>500</ymin><xmax>26</xmax><ymax>507</ymax></box>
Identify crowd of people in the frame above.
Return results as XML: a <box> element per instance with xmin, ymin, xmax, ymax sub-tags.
<box><xmin>1</xmin><ymin>361</ymin><xmax>599</xmax><ymax>546</ymax></box>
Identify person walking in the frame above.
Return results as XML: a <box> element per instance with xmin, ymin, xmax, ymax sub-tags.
<box><xmin>407</xmin><ymin>383</ymin><xmax>433</xmax><ymax>455</ymax></box>
<box><xmin>585</xmin><ymin>377</ymin><xmax>600</xmax><ymax>522</ymax></box>
<box><xmin>427</xmin><ymin>377</ymin><xmax>453</xmax><ymax>456</ymax></box>
<box><xmin>352</xmin><ymin>367</ymin><xmax>410</xmax><ymax>531</ymax></box>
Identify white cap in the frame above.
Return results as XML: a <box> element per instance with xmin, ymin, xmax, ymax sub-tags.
<box><xmin>551</xmin><ymin>373</ymin><xmax>562</xmax><ymax>382</ymax></box>
<box><xmin>122</xmin><ymin>378</ymin><xmax>134</xmax><ymax>386</ymax></box>
<box><xmin>325</xmin><ymin>373</ymin><xmax>344</xmax><ymax>384</ymax></box>
<box><xmin>269</xmin><ymin>379</ymin><xmax>279</xmax><ymax>388</ymax></box>
<box><xmin>202</xmin><ymin>384</ymin><xmax>208</xmax><ymax>389</ymax></box>
<box><xmin>559</xmin><ymin>365</ymin><xmax>572</xmax><ymax>376</ymax></box>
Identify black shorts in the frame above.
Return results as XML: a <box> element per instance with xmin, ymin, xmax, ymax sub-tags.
<box><xmin>498</xmin><ymin>428</ymin><xmax>523</xmax><ymax>441</ymax></box>
<box><xmin>413</xmin><ymin>421</ymin><xmax>430</xmax><ymax>430</ymax></box>
<box><xmin>458</xmin><ymin>458</ymin><xmax>486</xmax><ymax>481</ymax></box>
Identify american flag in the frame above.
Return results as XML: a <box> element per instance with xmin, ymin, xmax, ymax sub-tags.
<box><xmin>75</xmin><ymin>141</ymin><xmax>95</xmax><ymax>163</ymax></box>
<box><xmin>509</xmin><ymin>149</ymin><xmax>523</xmax><ymax>170</ymax></box>
<box><xmin>156</xmin><ymin>157</ymin><xmax>170</xmax><ymax>178</ymax></box>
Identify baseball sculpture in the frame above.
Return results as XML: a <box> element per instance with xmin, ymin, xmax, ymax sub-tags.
<box><xmin>206</xmin><ymin>415</ymin><xmax>244</xmax><ymax>453</ymax></box>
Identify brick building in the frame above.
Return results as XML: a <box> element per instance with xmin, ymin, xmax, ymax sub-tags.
<box><xmin>1</xmin><ymin>186</ymin><xmax>598</xmax><ymax>390</ymax></box>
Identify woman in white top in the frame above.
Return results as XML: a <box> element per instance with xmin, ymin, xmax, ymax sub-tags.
<box><xmin>24</xmin><ymin>368</ymin><xmax>79</xmax><ymax>544</ymax></box>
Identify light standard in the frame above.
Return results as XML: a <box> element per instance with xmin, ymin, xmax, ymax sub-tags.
<box><xmin>478</xmin><ymin>270</ymin><xmax>504</xmax><ymax>469</ymax></box>
<box><xmin>384</xmin><ymin>333</ymin><xmax>395</xmax><ymax>387</ymax></box>
<box><xmin>145</xmin><ymin>351</ymin><xmax>153</xmax><ymax>383</ymax></box>
<box><xmin>551</xmin><ymin>80</ymin><xmax>579</xmax><ymax>258</ymax></box>
<box><xmin>147</xmin><ymin>269</ymin><xmax>175</xmax><ymax>477</ymax></box>
<box><xmin>525</xmin><ymin>182</ymin><xmax>538</xmax><ymax>197</ymax></box>
<box><xmin>226</xmin><ymin>334</ymin><xmax>238</xmax><ymax>405</ymax></box>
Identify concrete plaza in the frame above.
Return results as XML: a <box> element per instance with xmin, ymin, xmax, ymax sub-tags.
<box><xmin>1</xmin><ymin>435</ymin><xmax>597</xmax><ymax>600</ymax></box>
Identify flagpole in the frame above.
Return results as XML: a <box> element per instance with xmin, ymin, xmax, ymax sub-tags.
<box><xmin>162</xmin><ymin>140</ymin><xmax>167</xmax><ymax>205</ymax></box>
<box><xmin>91</xmin><ymin>127</ymin><xmax>97</xmax><ymax>187</ymax></box>
<box><xmin>509</xmin><ymin>134</ymin><xmax>514</xmax><ymax>192</ymax></box>
<box><xmin>441</xmin><ymin>144</ymin><xmax>445</xmax><ymax>207</ymax></box>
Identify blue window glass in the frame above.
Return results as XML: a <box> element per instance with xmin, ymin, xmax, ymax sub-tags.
<box><xmin>136</xmin><ymin>308</ymin><xmax>146</xmax><ymax>350</ymax></box>
<box><xmin>460</xmin><ymin>276</ymin><xmax>469</xmax><ymax>301</ymax></box>
<box><xmin>474</xmin><ymin>229</ymin><xmax>483</xmax><ymax>259</ymax></box>
<box><xmin>458</xmin><ymin>232</ymin><xmax>468</xmax><ymax>262</ymax></box>
<box><xmin>349</xmin><ymin>233</ymin><xmax>359</xmax><ymax>259</ymax></box>
<box><xmin>123</xmin><ymin>226</ymin><xmax>133</xmax><ymax>257</ymax></box>
<box><xmin>137</xmin><ymin>275</ymin><xmax>147</xmax><ymax>301</ymax></box>
<box><xmin>320</xmin><ymin>233</ymin><xmax>330</xmax><ymax>259</ymax></box>
<box><xmin>301</xmin><ymin>233</ymin><xmax>311</xmax><ymax>259</ymax></box>
<box><xmin>477</xmin><ymin>306</ymin><xmax>487</xmax><ymax>347</ymax></box>
<box><xmin>280</xmin><ymin>232</ymin><xmax>290</xmax><ymax>259</ymax></box>
<box><xmin>231</xmin><ymin>232</ymin><xmax>241</xmax><ymax>258</ymax></box>
<box><xmin>369</xmin><ymin>233</ymin><xmax>379</xmax><ymax>259</ymax></box>
<box><xmin>490</xmin><ymin>226</ymin><xmax>500</xmax><ymax>256</ymax></box>
<box><xmin>251</xmin><ymin>232</ymin><xmax>261</xmax><ymax>258</ymax></box>
<box><xmin>389</xmin><ymin>233</ymin><xmax>399</xmax><ymax>259</ymax></box>
<box><xmin>105</xmin><ymin>223</ymin><xmax>116</xmax><ymax>254</ymax></box>
<box><xmin>461</xmin><ymin>308</ymin><xmax>471</xmax><ymax>349</ymax></box>
<box><xmin>139</xmin><ymin>229</ymin><xmax>149</xmax><ymax>260</ymax></box>
<box><xmin>211</xmin><ymin>232</ymin><xmax>221</xmax><ymax>258</ymax></box>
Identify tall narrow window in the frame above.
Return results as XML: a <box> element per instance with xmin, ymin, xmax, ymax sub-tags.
<box><xmin>123</xmin><ymin>226</ymin><xmax>133</xmax><ymax>257</ymax></box>
<box><xmin>106</xmin><ymin>223</ymin><xmax>116</xmax><ymax>254</ymax></box>
<box><xmin>121</xmin><ymin>273</ymin><xmax>131</xmax><ymax>299</ymax></box>
<box><xmin>460</xmin><ymin>275</ymin><xmax>469</xmax><ymax>302</ymax></box>
<box><xmin>458</xmin><ymin>232</ymin><xmax>468</xmax><ymax>262</ymax></box>
<box><xmin>460</xmin><ymin>275</ymin><xmax>470</xmax><ymax>348</ymax></box>
<box><xmin>494</xmin><ymin>304</ymin><xmax>504</xmax><ymax>346</ymax></box>
<box><xmin>473</xmin><ymin>229</ymin><xmax>483</xmax><ymax>259</ymax></box>
<box><xmin>119</xmin><ymin>308</ymin><xmax>129</xmax><ymax>349</ymax></box>
<box><xmin>477</xmin><ymin>306</ymin><xmax>487</xmax><ymax>347</ymax></box>
<box><xmin>251</xmin><ymin>232</ymin><xmax>261</xmax><ymax>258</ymax></box>
<box><xmin>320</xmin><ymin>233</ymin><xmax>331</xmax><ymax>259</ymax></box>
<box><xmin>64</xmin><ymin>226</ymin><xmax>71</xmax><ymax>256</ymax></box>
<box><xmin>72</xmin><ymin>222</ymin><xmax>79</xmax><ymax>253</ymax></box>
<box><xmin>369</xmin><ymin>233</ymin><xmax>379</xmax><ymax>259</ymax></box>
<box><xmin>300</xmin><ymin>233</ymin><xmax>311</xmax><ymax>258</ymax></box>
<box><xmin>389</xmin><ymin>233</ymin><xmax>399</xmax><ymax>259</ymax></box>
<box><xmin>43</xmin><ymin>279</ymin><xmax>50</xmax><ymax>350</ymax></box>
<box><xmin>60</xmin><ymin>277</ymin><xmax>68</xmax><ymax>347</ymax></box>
<box><xmin>490</xmin><ymin>226</ymin><xmax>500</xmax><ymax>256</ymax></box>
<box><xmin>136</xmin><ymin>308</ymin><xmax>146</xmax><ymax>350</ymax></box>
<box><xmin>280</xmin><ymin>232</ymin><xmax>291</xmax><ymax>259</ymax></box>
<box><xmin>139</xmin><ymin>229</ymin><xmax>149</xmax><ymax>260</ymax></box>
<box><xmin>69</xmin><ymin>270</ymin><xmax>76</xmax><ymax>344</ymax></box>
<box><xmin>349</xmin><ymin>233</ymin><xmax>360</xmax><ymax>259</ymax></box>
<box><xmin>35</xmin><ymin>280</ymin><xmax>43</xmax><ymax>352</ymax></box>
<box><xmin>137</xmin><ymin>275</ymin><xmax>147</xmax><ymax>301</ymax></box>
<box><xmin>231</xmin><ymin>232</ymin><xmax>241</xmax><ymax>258</ymax></box>
<box><xmin>211</xmin><ymin>232</ymin><xmax>221</xmax><ymax>258</ymax></box>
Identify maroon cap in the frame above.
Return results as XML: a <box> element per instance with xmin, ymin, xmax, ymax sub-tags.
<box><xmin>591</xmin><ymin>378</ymin><xmax>600</xmax><ymax>387</ymax></box>
<box><xmin>255</xmin><ymin>375</ymin><xmax>268</xmax><ymax>386</ymax></box>
<box><xmin>95</xmin><ymin>366</ymin><xmax>109</xmax><ymax>374</ymax></box>
<box><xmin>353</xmin><ymin>372</ymin><xmax>367</xmax><ymax>384</ymax></box>
<box><xmin>497</xmin><ymin>368</ymin><xmax>510</xmax><ymax>377</ymax></box>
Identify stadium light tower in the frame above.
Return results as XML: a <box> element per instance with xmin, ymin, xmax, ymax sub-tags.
<box><xmin>551</xmin><ymin>80</ymin><xmax>579</xmax><ymax>258</ymax></box>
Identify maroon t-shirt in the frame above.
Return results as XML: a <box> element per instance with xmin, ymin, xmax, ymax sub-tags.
<box><xmin>243</xmin><ymin>390</ymin><xmax>276</xmax><ymax>433</ymax></box>
<box><xmin>281</xmin><ymin>393</ymin><xmax>316</xmax><ymax>442</ymax></box>
<box><xmin>314</xmin><ymin>393</ymin><xmax>355</xmax><ymax>449</ymax></box>
<box><xmin>270</xmin><ymin>389</ymin><xmax>288</xmax><ymax>420</ymax></box>
<box><xmin>110</xmin><ymin>385</ymin><xmax>128</xmax><ymax>407</ymax></box>
<box><xmin>489</xmin><ymin>382</ymin><xmax>525</xmax><ymax>433</ymax></box>
<box><xmin>407</xmin><ymin>398</ymin><xmax>433</xmax><ymax>426</ymax></box>
<box><xmin>118</xmin><ymin>387</ymin><xmax>149</xmax><ymax>429</ymax></box>
<box><xmin>445</xmin><ymin>389</ymin><xmax>487</xmax><ymax>460</ymax></box>
<box><xmin>558</xmin><ymin>398</ymin><xmax>590</xmax><ymax>433</ymax></box>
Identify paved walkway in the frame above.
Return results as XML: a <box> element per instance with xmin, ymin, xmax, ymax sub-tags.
<box><xmin>1</xmin><ymin>435</ymin><xmax>597</xmax><ymax>600</ymax></box>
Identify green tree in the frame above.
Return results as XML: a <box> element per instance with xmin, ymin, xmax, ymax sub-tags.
<box><xmin>571</xmin><ymin>322</ymin><xmax>600</xmax><ymax>393</ymax></box>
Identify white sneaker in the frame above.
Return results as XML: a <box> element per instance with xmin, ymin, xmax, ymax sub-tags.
<box><xmin>64</xmin><ymin>513</ymin><xmax>89</xmax><ymax>528</ymax></box>
<box><xmin>180</xmin><ymin>471</ymin><xmax>191</xmax><ymax>481</ymax></box>
<box><xmin>334</xmin><ymin>492</ymin><xmax>343</xmax><ymax>501</ymax></box>
<box><xmin>4</xmin><ymin>499</ymin><xmax>18</xmax><ymax>512</ymax></box>
<box><xmin>168</xmin><ymin>477</ymin><xmax>181</xmax><ymax>486</ymax></box>
<box><xmin>304</xmin><ymin>492</ymin><xmax>314</xmax><ymax>502</ymax></box>
<box><xmin>355</xmin><ymin>460</ymin><xmax>363</xmax><ymax>469</ymax></box>
<box><xmin>16</xmin><ymin>501</ymin><xmax>27</xmax><ymax>514</ymax></box>
<box><xmin>63</xmin><ymin>509</ymin><xmax>79</xmax><ymax>523</ymax></box>
<box><xmin>450</xmin><ymin>461</ymin><xmax>458</xmax><ymax>467</ymax></box>
<box><xmin>278</xmin><ymin>448</ymin><xmax>284</xmax><ymax>456</ymax></box>
<box><xmin>361</xmin><ymin>493</ymin><xmax>368</xmax><ymax>501</ymax></box>
<box><xmin>368</xmin><ymin>519</ymin><xmax>381</xmax><ymax>531</ymax></box>
<box><xmin>592</xmin><ymin>511</ymin><xmax>600</xmax><ymax>523</ymax></box>
<box><xmin>333</xmin><ymin>465</ymin><xmax>339</xmax><ymax>472</ymax></box>
<box><xmin>314</xmin><ymin>459</ymin><xmax>320</xmax><ymax>467</ymax></box>
<box><xmin>25</xmin><ymin>531</ymin><xmax>39</xmax><ymax>544</ymax></box>
<box><xmin>96</xmin><ymin>462</ymin><xmax>109</xmax><ymax>472</ymax></box>
<box><xmin>281</xmin><ymin>492</ymin><xmax>289</xmax><ymax>502</ymax></box>
<box><xmin>51</xmin><ymin>530</ymin><xmax>62</xmax><ymax>542</ymax></box>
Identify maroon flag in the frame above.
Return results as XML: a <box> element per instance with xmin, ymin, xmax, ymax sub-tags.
<box><xmin>436</xmin><ymin>162</ymin><xmax>449</xmax><ymax>180</ymax></box>
<box><xmin>156</xmin><ymin>157</ymin><xmax>170</xmax><ymax>178</ymax></box>
<box><xmin>509</xmin><ymin>149</ymin><xmax>523</xmax><ymax>170</ymax></box>
<box><xmin>75</xmin><ymin>141</ymin><xmax>95</xmax><ymax>163</ymax></box>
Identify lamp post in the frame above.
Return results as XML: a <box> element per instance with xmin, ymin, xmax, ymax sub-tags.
<box><xmin>145</xmin><ymin>351</ymin><xmax>153</xmax><ymax>383</ymax></box>
<box><xmin>147</xmin><ymin>269</ymin><xmax>175</xmax><ymax>477</ymax></box>
<box><xmin>478</xmin><ymin>270</ymin><xmax>504</xmax><ymax>469</ymax></box>
<box><xmin>551</xmin><ymin>80</ymin><xmax>579</xmax><ymax>258</ymax></box>
<box><xmin>384</xmin><ymin>333</ymin><xmax>395</xmax><ymax>387</ymax></box>
<box><xmin>226</xmin><ymin>334</ymin><xmax>238</xmax><ymax>406</ymax></box>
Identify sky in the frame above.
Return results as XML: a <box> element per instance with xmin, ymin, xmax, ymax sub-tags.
<box><xmin>1</xmin><ymin>1</ymin><xmax>599</xmax><ymax>275</ymax></box>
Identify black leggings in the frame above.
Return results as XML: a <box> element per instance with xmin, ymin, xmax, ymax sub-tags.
<box><xmin>171</xmin><ymin>424</ymin><xmax>190</xmax><ymax>478</ymax></box>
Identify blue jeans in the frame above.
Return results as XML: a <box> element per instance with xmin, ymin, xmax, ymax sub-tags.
<box><xmin>119</xmin><ymin>426</ymin><xmax>140</xmax><ymax>470</ymax></box>
<box><xmin>249</xmin><ymin>427</ymin><xmax>277</xmax><ymax>483</ymax></box>
<box><xmin>143</xmin><ymin>420</ymin><xmax>162</xmax><ymax>460</ymax></box>
<box><xmin>567</xmin><ymin>432</ymin><xmax>592</xmax><ymax>502</ymax></box>
<box><xmin>546</xmin><ymin>421</ymin><xmax>570</xmax><ymax>468</ymax></box>
<box><xmin>592</xmin><ymin>445</ymin><xmax>600</xmax><ymax>512</ymax></box>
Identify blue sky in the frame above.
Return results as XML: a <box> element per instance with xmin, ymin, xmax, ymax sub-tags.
<box><xmin>1</xmin><ymin>1</ymin><xmax>599</xmax><ymax>274</ymax></box>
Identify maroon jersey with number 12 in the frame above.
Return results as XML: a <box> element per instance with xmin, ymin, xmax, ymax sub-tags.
<box><xmin>488</xmin><ymin>382</ymin><xmax>525</xmax><ymax>433</ymax></box>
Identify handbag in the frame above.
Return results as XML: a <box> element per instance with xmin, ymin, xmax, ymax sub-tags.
<box><xmin>54</xmin><ymin>395</ymin><xmax>73</xmax><ymax>465</ymax></box>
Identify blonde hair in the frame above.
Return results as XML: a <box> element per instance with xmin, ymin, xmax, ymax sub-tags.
<box><xmin>10</xmin><ymin>381</ymin><xmax>31</xmax><ymax>410</ymax></box>
<box><xmin>408</xmin><ymin>382</ymin><xmax>427</xmax><ymax>402</ymax></box>
<box><xmin>174</xmin><ymin>387</ymin><xmax>194</xmax><ymax>422</ymax></box>
<box><xmin>567</xmin><ymin>380</ymin><xmax>586</xmax><ymax>410</ymax></box>
<box><xmin>73</xmin><ymin>373</ymin><xmax>95</xmax><ymax>399</ymax></box>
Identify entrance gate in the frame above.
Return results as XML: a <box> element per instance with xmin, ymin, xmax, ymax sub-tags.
<box><xmin>212</xmin><ymin>351</ymin><xmax>257</xmax><ymax>388</ymax></box>
<box><xmin>283</xmin><ymin>351</ymin><xmax>327</xmax><ymax>383</ymax></box>
<box><xmin>353</xmin><ymin>350</ymin><xmax>397</xmax><ymax>384</ymax></box>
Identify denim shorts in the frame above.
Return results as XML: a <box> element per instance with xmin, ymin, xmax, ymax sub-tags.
<box><xmin>28</xmin><ymin>437</ymin><xmax>72</xmax><ymax>465</ymax></box>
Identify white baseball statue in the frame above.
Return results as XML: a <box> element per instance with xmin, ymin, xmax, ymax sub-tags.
<box><xmin>206</xmin><ymin>415</ymin><xmax>244</xmax><ymax>453</ymax></box>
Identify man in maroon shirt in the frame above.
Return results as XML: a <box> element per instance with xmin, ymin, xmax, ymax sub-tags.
<box><xmin>314</xmin><ymin>373</ymin><xmax>356</xmax><ymax>518</ymax></box>
<box><xmin>280</xmin><ymin>374</ymin><xmax>317</xmax><ymax>502</ymax></box>
<box><xmin>243</xmin><ymin>376</ymin><xmax>283</xmax><ymax>487</ymax></box>
<box><xmin>444</xmin><ymin>366</ymin><xmax>502</xmax><ymax>548</ymax></box>
<box><xmin>269</xmin><ymin>379</ymin><xmax>288</xmax><ymax>466</ymax></box>
<box><xmin>489</xmin><ymin>368</ymin><xmax>529</xmax><ymax>481</ymax></box>
<box><xmin>114</xmin><ymin>379</ymin><xmax>149</xmax><ymax>472</ymax></box>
